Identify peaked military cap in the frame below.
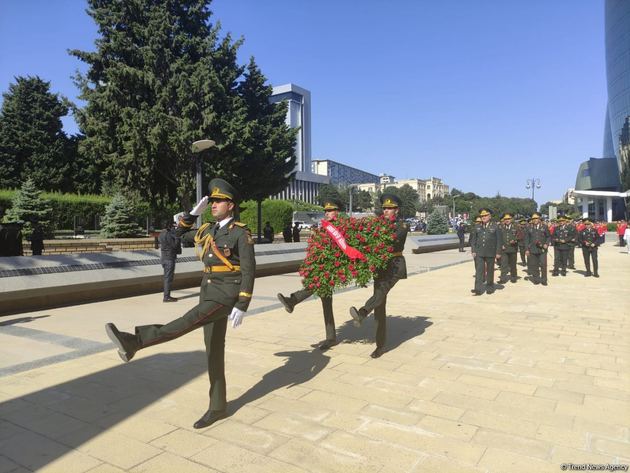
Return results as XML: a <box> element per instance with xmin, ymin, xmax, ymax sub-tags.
<box><xmin>323</xmin><ymin>198</ymin><xmax>342</xmax><ymax>211</ymax></box>
<box><xmin>478</xmin><ymin>208</ymin><xmax>492</xmax><ymax>217</ymax></box>
<box><xmin>500</xmin><ymin>213</ymin><xmax>513</xmax><ymax>221</ymax></box>
<box><xmin>380</xmin><ymin>193</ymin><xmax>402</xmax><ymax>209</ymax></box>
<box><xmin>474</xmin><ymin>216</ymin><xmax>482</xmax><ymax>223</ymax></box>
<box><xmin>530</xmin><ymin>212</ymin><xmax>541</xmax><ymax>221</ymax></box>
<box><xmin>518</xmin><ymin>218</ymin><xmax>527</xmax><ymax>224</ymax></box>
<box><xmin>208</xmin><ymin>178</ymin><xmax>239</xmax><ymax>203</ymax></box>
<box><xmin>583</xmin><ymin>217</ymin><xmax>593</xmax><ymax>224</ymax></box>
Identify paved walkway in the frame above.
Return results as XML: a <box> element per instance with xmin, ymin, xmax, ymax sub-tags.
<box><xmin>0</xmin><ymin>241</ymin><xmax>629</xmax><ymax>472</ymax></box>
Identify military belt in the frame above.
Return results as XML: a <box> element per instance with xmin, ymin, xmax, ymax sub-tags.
<box><xmin>204</xmin><ymin>265</ymin><xmax>241</xmax><ymax>273</ymax></box>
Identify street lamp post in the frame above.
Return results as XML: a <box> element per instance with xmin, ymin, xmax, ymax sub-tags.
<box><xmin>526</xmin><ymin>178</ymin><xmax>541</xmax><ymax>204</ymax></box>
<box><xmin>451</xmin><ymin>194</ymin><xmax>460</xmax><ymax>219</ymax></box>
<box><xmin>191</xmin><ymin>139</ymin><xmax>216</xmax><ymax>204</ymax></box>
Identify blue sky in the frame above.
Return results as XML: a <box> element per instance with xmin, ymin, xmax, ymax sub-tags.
<box><xmin>0</xmin><ymin>0</ymin><xmax>607</xmax><ymax>204</ymax></box>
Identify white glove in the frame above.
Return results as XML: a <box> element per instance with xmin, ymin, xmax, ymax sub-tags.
<box><xmin>173</xmin><ymin>212</ymin><xmax>185</xmax><ymax>223</ymax></box>
<box><xmin>229</xmin><ymin>307</ymin><xmax>245</xmax><ymax>328</ymax></box>
<box><xmin>190</xmin><ymin>196</ymin><xmax>209</xmax><ymax>216</ymax></box>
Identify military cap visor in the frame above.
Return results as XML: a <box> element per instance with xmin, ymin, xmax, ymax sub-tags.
<box><xmin>479</xmin><ymin>209</ymin><xmax>492</xmax><ymax>217</ymax></box>
<box><xmin>501</xmin><ymin>213</ymin><xmax>513</xmax><ymax>220</ymax></box>
<box><xmin>323</xmin><ymin>200</ymin><xmax>341</xmax><ymax>211</ymax></box>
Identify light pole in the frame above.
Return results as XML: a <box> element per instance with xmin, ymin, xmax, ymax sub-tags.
<box><xmin>191</xmin><ymin>139</ymin><xmax>216</xmax><ymax>204</ymax></box>
<box><xmin>451</xmin><ymin>194</ymin><xmax>460</xmax><ymax>219</ymax></box>
<box><xmin>526</xmin><ymin>178</ymin><xmax>541</xmax><ymax>204</ymax></box>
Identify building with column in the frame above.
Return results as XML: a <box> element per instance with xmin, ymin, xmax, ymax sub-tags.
<box><xmin>573</xmin><ymin>157</ymin><xmax>626</xmax><ymax>221</ymax></box>
<box><xmin>269</xmin><ymin>84</ymin><xmax>328</xmax><ymax>203</ymax></box>
<box><xmin>356</xmin><ymin>175</ymin><xmax>450</xmax><ymax>204</ymax></box>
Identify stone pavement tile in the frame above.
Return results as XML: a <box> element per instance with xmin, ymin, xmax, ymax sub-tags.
<box><xmin>411</xmin><ymin>455</ymin><xmax>486</xmax><ymax>473</ymax></box>
<box><xmin>395</xmin><ymin>363</ymin><xmax>462</xmax><ymax>382</ymax></box>
<box><xmin>535</xmin><ymin>360</ymin><xmax>586</xmax><ymax>375</ymax></box>
<box><xmin>308</xmin><ymin>377</ymin><xmax>414</xmax><ymax>409</ymax></box>
<box><xmin>321</xmin><ymin>430</ymin><xmax>425</xmax><ymax>472</ymax></box>
<box><xmin>556</xmin><ymin>400</ymin><xmax>627</xmax><ymax>424</ymax></box>
<box><xmin>0</xmin><ymin>456</ymin><xmax>20</xmax><ymax>473</ymax></box>
<box><xmin>594</xmin><ymin>377</ymin><xmax>630</xmax><ymax>392</ymax></box>
<box><xmin>553</xmin><ymin>380</ymin><xmax>630</xmax><ymax>402</ymax></box>
<box><xmin>299</xmin><ymin>389</ymin><xmax>369</xmax><ymax>413</ymax></box>
<box><xmin>407</xmin><ymin>399</ymin><xmax>465</xmax><ymax>420</ymax></box>
<box><xmin>440</xmin><ymin>362</ymin><xmax>556</xmax><ymax>387</ymax></box>
<box><xmin>57</xmin><ymin>427</ymin><xmax>162</xmax><ymax>470</ymax></box>
<box><xmin>93</xmin><ymin>416</ymin><xmax>178</xmax><ymax>443</ymax></box>
<box><xmin>459</xmin><ymin>409</ymin><xmax>539</xmax><ymax>438</ymax></box>
<box><xmin>256</xmin><ymin>396</ymin><xmax>331</xmax><ymax>422</ymax></box>
<box><xmin>83</xmin><ymin>463</ymin><xmax>126</xmax><ymax>473</ymax></box>
<box><xmin>356</xmin><ymin>420</ymin><xmax>486</xmax><ymax>465</ymax></box>
<box><xmin>360</xmin><ymin>404</ymin><xmax>422</xmax><ymax>426</ymax></box>
<box><xmin>471</xmin><ymin>429</ymin><xmax>553</xmax><ymax>459</ymax></box>
<box><xmin>0</xmin><ymin>404</ymin><xmax>91</xmax><ymax>440</ymax></box>
<box><xmin>477</xmin><ymin>447</ymin><xmax>556</xmax><ymax>473</ymax></box>
<box><xmin>535</xmin><ymin>425</ymin><xmax>589</xmax><ymax>450</ymax></box>
<box><xmin>193</xmin><ymin>440</ymin><xmax>308</xmax><ymax>473</ymax></box>
<box><xmin>456</xmin><ymin>373</ymin><xmax>538</xmax><ymax>395</ymax></box>
<box><xmin>226</xmin><ymin>404</ymin><xmax>272</xmax><ymax>425</ymax></box>
<box><xmin>591</xmin><ymin>438</ymin><xmax>630</xmax><ymax>459</ymax></box>
<box><xmin>149</xmin><ymin>428</ymin><xmax>218</xmax><ymax>458</ymax></box>
<box><xmin>130</xmin><ymin>452</ymin><xmax>220</xmax><ymax>473</ymax></box>
<box><xmin>269</xmin><ymin>437</ymin><xmax>381</xmax><ymax>473</ymax></box>
<box><xmin>551</xmin><ymin>445</ymin><xmax>617</xmax><ymax>465</ymax></box>
<box><xmin>0</xmin><ymin>420</ymin><xmax>29</xmax><ymax>443</ymax></box>
<box><xmin>494</xmin><ymin>391</ymin><xmax>557</xmax><ymax>414</ymax></box>
<box><xmin>417</xmin><ymin>415</ymin><xmax>478</xmax><ymax>441</ymax></box>
<box><xmin>0</xmin><ymin>430</ymin><xmax>100</xmax><ymax>473</ymax></box>
<box><xmin>201</xmin><ymin>419</ymin><xmax>291</xmax><ymax>454</ymax></box>
<box><xmin>419</xmin><ymin>377</ymin><xmax>500</xmax><ymax>401</ymax></box>
<box><xmin>572</xmin><ymin>418</ymin><xmax>628</xmax><ymax>442</ymax></box>
<box><xmin>319</xmin><ymin>411</ymin><xmax>370</xmax><ymax>432</ymax></box>
<box><xmin>252</xmin><ymin>411</ymin><xmax>332</xmax><ymax>442</ymax></box>
<box><xmin>534</xmin><ymin>386</ymin><xmax>585</xmax><ymax>404</ymax></box>
<box><xmin>0</xmin><ymin>332</ymin><xmax>74</xmax><ymax>369</ymax></box>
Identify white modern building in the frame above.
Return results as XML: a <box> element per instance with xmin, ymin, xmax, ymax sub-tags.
<box><xmin>269</xmin><ymin>84</ymin><xmax>328</xmax><ymax>203</ymax></box>
<box><xmin>312</xmin><ymin>159</ymin><xmax>379</xmax><ymax>186</ymax></box>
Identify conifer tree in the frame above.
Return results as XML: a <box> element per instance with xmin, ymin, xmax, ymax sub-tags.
<box><xmin>2</xmin><ymin>178</ymin><xmax>53</xmax><ymax>238</ymax></box>
<box><xmin>0</xmin><ymin>76</ymin><xmax>73</xmax><ymax>191</ymax></box>
<box><xmin>426</xmin><ymin>209</ymin><xmax>449</xmax><ymax>235</ymax></box>
<box><xmin>100</xmin><ymin>193</ymin><xmax>144</xmax><ymax>238</ymax></box>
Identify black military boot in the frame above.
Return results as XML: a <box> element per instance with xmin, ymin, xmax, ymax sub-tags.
<box><xmin>318</xmin><ymin>339</ymin><xmax>338</xmax><ymax>351</ymax></box>
<box><xmin>105</xmin><ymin>323</ymin><xmax>140</xmax><ymax>362</ymax></box>
<box><xmin>370</xmin><ymin>347</ymin><xmax>385</xmax><ymax>358</ymax></box>
<box><xmin>277</xmin><ymin>293</ymin><xmax>295</xmax><ymax>313</ymax></box>
<box><xmin>193</xmin><ymin>408</ymin><xmax>227</xmax><ymax>429</ymax></box>
<box><xmin>349</xmin><ymin>306</ymin><xmax>368</xmax><ymax>327</ymax></box>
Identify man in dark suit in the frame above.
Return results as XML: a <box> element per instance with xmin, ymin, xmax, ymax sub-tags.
<box><xmin>105</xmin><ymin>178</ymin><xmax>255</xmax><ymax>429</ymax></box>
<box><xmin>349</xmin><ymin>193</ymin><xmax>408</xmax><ymax>358</ymax></box>
<box><xmin>158</xmin><ymin>219</ymin><xmax>182</xmax><ymax>302</ymax></box>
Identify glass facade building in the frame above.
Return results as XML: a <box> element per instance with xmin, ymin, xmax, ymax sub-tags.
<box><xmin>604</xmin><ymin>0</ymin><xmax>630</xmax><ymax>173</ymax></box>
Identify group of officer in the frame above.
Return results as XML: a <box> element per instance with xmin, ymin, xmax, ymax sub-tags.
<box><xmin>469</xmin><ymin>209</ymin><xmax>602</xmax><ymax>295</ymax></box>
<box><xmin>277</xmin><ymin>193</ymin><xmax>408</xmax><ymax>360</ymax></box>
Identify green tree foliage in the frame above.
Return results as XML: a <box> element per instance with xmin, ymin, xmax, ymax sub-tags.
<box><xmin>351</xmin><ymin>189</ymin><xmax>373</xmax><ymax>211</ymax></box>
<box><xmin>0</xmin><ymin>76</ymin><xmax>75</xmax><ymax>191</ymax></box>
<box><xmin>426</xmin><ymin>209</ymin><xmax>449</xmax><ymax>235</ymax></box>
<box><xmin>2</xmin><ymin>178</ymin><xmax>53</xmax><ymax>238</ymax></box>
<box><xmin>318</xmin><ymin>184</ymin><xmax>345</xmax><ymax>209</ymax></box>
<box><xmin>71</xmin><ymin>1</ymin><xmax>295</xmax><ymax>212</ymax></box>
<box><xmin>471</xmin><ymin>196</ymin><xmax>537</xmax><ymax>219</ymax></box>
<box><xmin>100</xmin><ymin>193</ymin><xmax>144</xmax><ymax>238</ymax></box>
<box><xmin>540</xmin><ymin>201</ymin><xmax>578</xmax><ymax>218</ymax></box>
<box><xmin>382</xmin><ymin>185</ymin><xmax>419</xmax><ymax>219</ymax></box>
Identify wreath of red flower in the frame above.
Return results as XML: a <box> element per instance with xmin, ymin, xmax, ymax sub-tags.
<box><xmin>298</xmin><ymin>215</ymin><xmax>398</xmax><ymax>297</ymax></box>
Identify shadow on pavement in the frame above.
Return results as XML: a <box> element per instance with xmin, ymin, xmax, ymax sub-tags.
<box><xmin>0</xmin><ymin>315</ymin><xmax>50</xmax><ymax>326</ymax></box>
<box><xmin>228</xmin><ymin>348</ymin><xmax>330</xmax><ymax>416</ymax></box>
<box><xmin>336</xmin><ymin>315</ymin><xmax>432</xmax><ymax>352</ymax></box>
<box><xmin>0</xmin><ymin>351</ymin><xmax>206</xmax><ymax>471</ymax></box>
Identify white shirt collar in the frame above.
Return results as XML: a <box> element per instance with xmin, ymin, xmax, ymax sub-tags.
<box><xmin>217</xmin><ymin>216</ymin><xmax>233</xmax><ymax>228</ymax></box>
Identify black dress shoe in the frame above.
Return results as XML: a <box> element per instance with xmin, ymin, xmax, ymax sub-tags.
<box><xmin>370</xmin><ymin>347</ymin><xmax>385</xmax><ymax>358</ymax></box>
<box><xmin>585</xmin><ymin>272</ymin><xmax>592</xmax><ymax>277</ymax></box>
<box><xmin>498</xmin><ymin>279</ymin><xmax>508</xmax><ymax>284</ymax></box>
<box><xmin>472</xmin><ymin>291</ymin><xmax>483</xmax><ymax>296</ymax></box>
<box><xmin>533</xmin><ymin>281</ymin><xmax>540</xmax><ymax>285</ymax></box>
<box><xmin>193</xmin><ymin>409</ymin><xmax>227</xmax><ymax>429</ymax></box>
<box><xmin>163</xmin><ymin>296</ymin><xmax>178</xmax><ymax>302</ymax></box>
<box><xmin>541</xmin><ymin>281</ymin><xmax>548</xmax><ymax>286</ymax></box>
<box><xmin>552</xmin><ymin>272</ymin><xmax>559</xmax><ymax>277</ymax></box>
<box><xmin>510</xmin><ymin>278</ymin><xmax>517</xmax><ymax>283</ymax></box>
<box><xmin>319</xmin><ymin>339</ymin><xmax>338</xmax><ymax>351</ymax></box>
<box><xmin>349</xmin><ymin>306</ymin><xmax>366</xmax><ymax>327</ymax></box>
<box><xmin>593</xmin><ymin>273</ymin><xmax>599</xmax><ymax>278</ymax></box>
<box><xmin>561</xmin><ymin>272</ymin><xmax>566</xmax><ymax>276</ymax></box>
<box><xmin>486</xmin><ymin>288</ymin><xmax>495</xmax><ymax>295</ymax></box>
<box><xmin>105</xmin><ymin>323</ymin><xmax>139</xmax><ymax>362</ymax></box>
<box><xmin>277</xmin><ymin>293</ymin><xmax>294</xmax><ymax>313</ymax></box>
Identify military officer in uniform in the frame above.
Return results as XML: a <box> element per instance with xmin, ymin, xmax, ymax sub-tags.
<box><xmin>471</xmin><ymin>208</ymin><xmax>501</xmax><ymax>295</ymax></box>
<box><xmin>469</xmin><ymin>215</ymin><xmax>482</xmax><ymax>279</ymax></box>
<box><xmin>349</xmin><ymin>193</ymin><xmax>408</xmax><ymax>358</ymax></box>
<box><xmin>498</xmin><ymin>213</ymin><xmax>519</xmax><ymax>284</ymax></box>
<box><xmin>551</xmin><ymin>215</ymin><xmax>576</xmax><ymax>276</ymax></box>
<box><xmin>517</xmin><ymin>218</ymin><xmax>527</xmax><ymax>266</ymax></box>
<box><xmin>105</xmin><ymin>178</ymin><xmax>255</xmax><ymax>429</ymax></box>
<box><xmin>578</xmin><ymin>218</ymin><xmax>600</xmax><ymax>277</ymax></box>
<box><xmin>277</xmin><ymin>198</ymin><xmax>343</xmax><ymax>351</ymax></box>
<box><xmin>524</xmin><ymin>212</ymin><xmax>551</xmax><ymax>285</ymax></box>
<box><xmin>567</xmin><ymin>217</ymin><xmax>577</xmax><ymax>270</ymax></box>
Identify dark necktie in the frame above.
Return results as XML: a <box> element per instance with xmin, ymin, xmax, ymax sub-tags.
<box><xmin>213</xmin><ymin>223</ymin><xmax>220</xmax><ymax>236</ymax></box>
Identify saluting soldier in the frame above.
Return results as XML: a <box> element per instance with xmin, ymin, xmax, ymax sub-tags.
<box><xmin>105</xmin><ymin>178</ymin><xmax>255</xmax><ymax>429</ymax></box>
<box><xmin>349</xmin><ymin>193</ymin><xmax>408</xmax><ymax>358</ymax></box>
<box><xmin>517</xmin><ymin>218</ymin><xmax>528</xmax><ymax>266</ymax></box>
<box><xmin>277</xmin><ymin>198</ymin><xmax>343</xmax><ymax>351</ymax></box>
<box><xmin>498</xmin><ymin>213</ymin><xmax>519</xmax><ymax>284</ymax></box>
<box><xmin>551</xmin><ymin>215</ymin><xmax>576</xmax><ymax>277</ymax></box>
<box><xmin>524</xmin><ymin>212</ymin><xmax>551</xmax><ymax>285</ymax></box>
<box><xmin>471</xmin><ymin>208</ymin><xmax>501</xmax><ymax>295</ymax></box>
<box><xmin>578</xmin><ymin>218</ymin><xmax>600</xmax><ymax>277</ymax></box>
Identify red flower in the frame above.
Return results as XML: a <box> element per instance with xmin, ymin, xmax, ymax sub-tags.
<box><xmin>329</xmin><ymin>280</ymin><xmax>335</xmax><ymax>286</ymax></box>
<box><xmin>387</xmin><ymin>246</ymin><xmax>394</xmax><ymax>252</ymax></box>
<box><xmin>334</xmin><ymin>261</ymin><xmax>340</xmax><ymax>267</ymax></box>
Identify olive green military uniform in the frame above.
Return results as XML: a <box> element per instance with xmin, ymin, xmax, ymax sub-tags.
<box><xmin>469</xmin><ymin>219</ymin><xmax>482</xmax><ymax>280</ymax></box>
<box><xmin>499</xmin><ymin>216</ymin><xmax>519</xmax><ymax>283</ymax></box>
<box><xmin>524</xmin><ymin>218</ymin><xmax>551</xmax><ymax>285</ymax></box>
<box><xmin>355</xmin><ymin>219</ymin><xmax>408</xmax><ymax>350</ymax></box>
<box><xmin>517</xmin><ymin>220</ymin><xmax>527</xmax><ymax>265</ymax></box>
<box><xmin>567</xmin><ymin>220</ymin><xmax>577</xmax><ymax>269</ymax></box>
<box><xmin>552</xmin><ymin>219</ymin><xmax>576</xmax><ymax>276</ymax></box>
<box><xmin>578</xmin><ymin>222</ymin><xmax>600</xmax><ymax>277</ymax></box>
<box><xmin>472</xmin><ymin>218</ymin><xmax>501</xmax><ymax>294</ymax></box>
